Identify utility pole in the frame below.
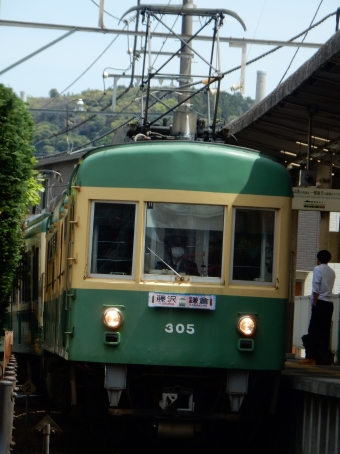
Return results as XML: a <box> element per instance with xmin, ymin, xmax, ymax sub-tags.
<box><xmin>178</xmin><ymin>0</ymin><xmax>193</xmax><ymax>109</ymax></box>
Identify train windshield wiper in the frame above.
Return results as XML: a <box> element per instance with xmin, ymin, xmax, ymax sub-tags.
<box><xmin>147</xmin><ymin>247</ymin><xmax>184</xmax><ymax>281</ymax></box>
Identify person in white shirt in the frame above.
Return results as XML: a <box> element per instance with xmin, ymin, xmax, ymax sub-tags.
<box><xmin>299</xmin><ymin>250</ymin><xmax>335</xmax><ymax>366</ymax></box>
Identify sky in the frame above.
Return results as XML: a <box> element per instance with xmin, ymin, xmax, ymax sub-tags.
<box><xmin>0</xmin><ymin>0</ymin><xmax>338</xmax><ymax>101</ymax></box>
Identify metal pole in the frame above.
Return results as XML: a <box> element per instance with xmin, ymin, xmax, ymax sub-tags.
<box><xmin>307</xmin><ymin>111</ymin><xmax>313</xmax><ymax>171</ymax></box>
<box><xmin>45</xmin><ymin>178</ymin><xmax>50</xmax><ymax>210</ymax></box>
<box><xmin>212</xmin><ymin>78</ymin><xmax>221</xmax><ymax>136</ymax></box>
<box><xmin>25</xmin><ymin>395</ymin><xmax>30</xmax><ymax>426</ymax></box>
<box><xmin>42</xmin><ymin>423</ymin><xmax>50</xmax><ymax>454</ymax></box>
<box><xmin>66</xmin><ymin>104</ymin><xmax>69</xmax><ymax>152</ymax></box>
<box><xmin>143</xmin><ymin>13</ymin><xmax>152</xmax><ymax>131</ymax></box>
<box><xmin>206</xmin><ymin>17</ymin><xmax>217</xmax><ymax>127</ymax></box>
<box><xmin>207</xmin><ymin>91</ymin><xmax>211</xmax><ymax>126</ymax></box>
<box><xmin>112</xmin><ymin>76</ymin><xmax>120</xmax><ymax>112</ymax></box>
<box><xmin>178</xmin><ymin>0</ymin><xmax>193</xmax><ymax>109</ymax></box>
<box><xmin>0</xmin><ymin>381</ymin><xmax>14</xmax><ymax>454</ymax></box>
<box><xmin>151</xmin><ymin>14</ymin><xmax>218</xmax><ymax>72</ymax></box>
<box><xmin>240</xmin><ymin>44</ymin><xmax>246</xmax><ymax>95</ymax></box>
<box><xmin>0</xmin><ymin>19</ymin><xmax>325</xmax><ymax>48</ymax></box>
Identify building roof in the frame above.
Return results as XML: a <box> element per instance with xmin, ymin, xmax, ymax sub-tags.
<box><xmin>225</xmin><ymin>29</ymin><xmax>340</xmax><ymax>183</ymax></box>
<box><xmin>35</xmin><ymin>149</ymin><xmax>90</xmax><ymax>167</ymax></box>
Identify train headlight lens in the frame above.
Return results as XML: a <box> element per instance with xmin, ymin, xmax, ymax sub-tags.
<box><xmin>103</xmin><ymin>308</ymin><xmax>124</xmax><ymax>329</ymax></box>
<box><xmin>237</xmin><ymin>316</ymin><xmax>256</xmax><ymax>336</ymax></box>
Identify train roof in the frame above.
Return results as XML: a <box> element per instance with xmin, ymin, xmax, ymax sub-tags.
<box><xmin>25</xmin><ymin>213</ymin><xmax>50</xmax><ymax>238</ymax></box>
<box><xmin>74</xmin><ymin>141</ymin><xmax>292</xmax><ymax>197</ymax></box>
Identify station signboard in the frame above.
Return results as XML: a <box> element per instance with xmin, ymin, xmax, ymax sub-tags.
<box><xmin>292</xmin><ymin>187</ymin><xmax>340</xmax><ymax>211</ymax></box>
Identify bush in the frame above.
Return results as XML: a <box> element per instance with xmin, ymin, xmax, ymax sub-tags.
<box><xmin>0</xmin><ymin>85</ymin><xmax>37</xmax><ymax>328</ymax></box>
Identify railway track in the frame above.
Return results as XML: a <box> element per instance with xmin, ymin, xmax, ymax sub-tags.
<box><xmin>12</xmin><ymin>397</ymin><xmax>273</xmax><ymax>454</ymax></box>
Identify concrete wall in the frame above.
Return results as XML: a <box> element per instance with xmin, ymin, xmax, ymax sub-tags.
<box><xmin>298</xmin><ymin>212</ymin><xmax>340</xmax><ymax>296</ymax></box>
<box><xmin>296</xmin><ymin>211</ymin><xmax>320</xmax><ymax>272</ymax></box>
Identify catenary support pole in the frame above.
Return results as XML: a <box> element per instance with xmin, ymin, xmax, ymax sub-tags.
<box><xmin>178</xmin><ymin>0</ymin><xmax>193</xmax><ymax>108</ymax></box>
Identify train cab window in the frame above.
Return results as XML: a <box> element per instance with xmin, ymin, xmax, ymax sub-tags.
<box><xmin>143</xmin><ymin>203</ymin><xmax>224</xmax><ymax>282</ymax></box>
<box><xmin>232</xmin><ymin>208</ymin><xmax>276</xmax><ymax>284</ymax></box>
<box><xmin>89</xmin><ymin>202</ymin><xmax>137</xmax><ymax>278</ymax></box>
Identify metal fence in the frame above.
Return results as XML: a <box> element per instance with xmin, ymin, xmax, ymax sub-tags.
<box><xmin>293</xmin><ymin>295</ymin><xmax>340</xmax><ymax>361</ymax></box>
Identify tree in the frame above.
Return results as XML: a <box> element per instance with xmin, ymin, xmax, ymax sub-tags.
<box><xmin>49</xmin><ymin>88</ymin><xmax>59</xmax><ymax>98</ymax></box>
<box><xmin>30</xmin><ymin>88</ymin><xmax>255</xmax><ymax>157</ymax></box>
<box><xmin>0</xmin><ymin>85</ymin><xmax>41</xmax><ymax>329</ymax></box>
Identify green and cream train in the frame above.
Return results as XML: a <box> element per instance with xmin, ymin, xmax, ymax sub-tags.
<box><xmin>9</xmin><ymin>139</ymin><xmax>292</xmax><ymax>435</ymax></box>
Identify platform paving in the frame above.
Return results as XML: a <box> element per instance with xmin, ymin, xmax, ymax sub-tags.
<box><xmin>282</xmin><ymin>359</ymin><xmax>340</xmax><ymax>398</ymax></box>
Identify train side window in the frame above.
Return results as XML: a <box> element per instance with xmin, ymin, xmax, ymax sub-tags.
<box><xmin>89</xmin><ymin>202</ymin><xmax>137</xmax><ymax>278</ymax></box>
<box><xmin>143</xmin><ymin>203</ymin><xmax>224</xmax><ymax>282</ymax></box>
<box><xmin>32</xmin><ymin>247</ymin><xmax>39</xmax><ymax>304</ymax></box>
<box><xmin>64</xmin><ymin>214</ymin><xmax>68</xmax><ymax>243</ymax></box>
<box><xmin>231</xmin><ymin>208</ymin><xmax>276</xmax><ymax>284</ymax></box>
<box><xmin>21</xmin><ymin>250</ymin><xmax>31</xmax><ymax>304</ymax></box>
<box><xmin>48</xmin><ymin>232</ymin><xmax>58</xmax><ymax>259</ymax></box>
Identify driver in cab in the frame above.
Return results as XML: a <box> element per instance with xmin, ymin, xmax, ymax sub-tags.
<box><xmin>156</xmin><ymin>234</ymin><xmax>199</xmax><ymax>276</ymax></box>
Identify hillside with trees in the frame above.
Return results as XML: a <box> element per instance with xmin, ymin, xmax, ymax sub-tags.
<box><xmin>28</xmin><ymin>87</ymin><xmax>254</xmax><ymax>157</ymax></box>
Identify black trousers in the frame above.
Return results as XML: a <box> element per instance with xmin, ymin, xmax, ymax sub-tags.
<box><xmin>302</xmin><ymin>299</ymin><xmax>333</xmax><ymax>364</ymax></box>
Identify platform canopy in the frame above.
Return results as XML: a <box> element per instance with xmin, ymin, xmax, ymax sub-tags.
<box><xmin>225</xmin><ymin>30</ymin><xmax>340</xmax><ymax>185</ymax></box>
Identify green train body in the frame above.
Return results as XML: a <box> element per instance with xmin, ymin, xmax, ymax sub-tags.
<box><xmin>8</xmin><ymin>141</ymin><xmax>292</xmax><ymax>426</ymax></box>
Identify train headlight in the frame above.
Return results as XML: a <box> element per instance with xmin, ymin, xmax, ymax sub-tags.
<box><xmin>237</xmin><ymin>316</ymin><xmax>256</xmax><ymax>336</ymax></box>
<box><xmin>103</xmin><ymin>308</ymin><xmax>124</xmax><ymax>330</ymax></box>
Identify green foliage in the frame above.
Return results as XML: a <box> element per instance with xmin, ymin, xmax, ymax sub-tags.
<box><xmin>30</xmin><ymin>87</ymin><xmax>254</xmax><ymax>157</ymax></box>
<box><xmin>190</xmin><ymin>90</ymin><xmax>254</xmax><ymax>124</ymax></box>
<box><xmin>26</xmin><ymin>160</ymin><xmax>45</xmax><ymax>207</ymax></box>
<box><xmin>49</xmin><ymin>88</ymin><xmax>59</xmax><ymax>98</ymax></box>
<box><xmin>0</xmin><ymin>84</ymin><xmax>39</xmax><ymax>328</ymax></box>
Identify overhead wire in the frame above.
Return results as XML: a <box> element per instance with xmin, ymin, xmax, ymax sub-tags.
<box><xmin>222</xmin><ymin>10</ymin><xmax>336</xmax><ymax>79</ymax></box>
<box><xmin>278</xmin><ymin>0</ymin><xmax>324</xmax><ymax>84</ymax></box>
<box><xmin>34</xmin><ymin>6</ymin><xmax>141</xmax><ymax>148</ymax></box>
<box><xmin>74</xmin><ymin>81</ymin><xmax>182</xmax><ymax>151</ymax></box>
<box><xmin>39</xmin><ymin>25</ymin><xmax>128</xmax><ymax>109</ymax></box>
<box><xmin>151</xmin><ymin>0</ymin><xmax>182</xmax><ymax>68</ymax></box>
<box><xmin>245</xmin><ymin>0</ymin><xmax>267</xmax><ymax>61</ymax></box>
<box><xmin>34</xmin><ymin>9</ymin><xmax>336</xmax><ymax>149</ymax></box>
<box><xmin>73</xmin><ymin>79</ymin><xmax>186</xmax><ymax>152</ymax></box>
<box><xmin>72</xmin><ymin>117</ymin><xmax>133</xmax><ymax>151</ymax></box>
<box><xmin>90</xmin><ymin>0</ymin><xmax>120</xmax><ymax>21</ymax></box>
<box><xmin>65</xmin><ymin>5</ymin><xmax>141</xmax><ymax>140</ymax></box>
<box><xmin>72</xmin><ymin>97</ymin><xmax>140</xmax><ymax>151</ymax></box>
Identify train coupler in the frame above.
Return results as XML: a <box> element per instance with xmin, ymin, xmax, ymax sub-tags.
<box><xmin>156</xmin><ymin>420</ymin><xmax>201</xmax><ymax>438</ymax></box>
<box><xmin>159</xmin><ymin>386</ymin><xmax>194</xmax><ymax>416</ymax></box>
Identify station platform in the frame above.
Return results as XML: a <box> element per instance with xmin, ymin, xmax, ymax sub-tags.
<box><xmin>274</xmin><ymin>360</ymin><xmax>340</xmax><ymax>453</ymax></box>
<box><xmin>282</xmin><ymin>359</ymin><xmax>340</xmax><ymax>398</ymax></box>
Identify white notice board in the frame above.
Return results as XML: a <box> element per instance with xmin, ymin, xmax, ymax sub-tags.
<box><xmin>292</xmin><ymin>187</ymin><xmax>340</xmax><ymax>211</ymax></box>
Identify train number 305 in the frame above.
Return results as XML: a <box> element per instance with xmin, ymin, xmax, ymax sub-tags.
<box><xmin>165</xmin><ymin>323</ymin><xmax>195</xmax><ymax>334</ymax></box>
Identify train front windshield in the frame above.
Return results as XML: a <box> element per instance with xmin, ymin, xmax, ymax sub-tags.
<box><xmin>144</xmin><ymin>203</ymin><xmax>224</xmax><ymax>281</ymax></box>
<box><xmin>88</xmin><ymin>201</ymin><xmax>277</xmax><ymax>284</ymax></box>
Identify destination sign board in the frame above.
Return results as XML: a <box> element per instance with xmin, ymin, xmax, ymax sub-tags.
<box><xmin>148</xmin><ymin>292</ymin><xmax>216</xmax><ymax>310</ymax></box>
<box><xmin>292</xmin><ymin>187</ymin><xmax>340</xmax><ymax>211</ymax></box>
